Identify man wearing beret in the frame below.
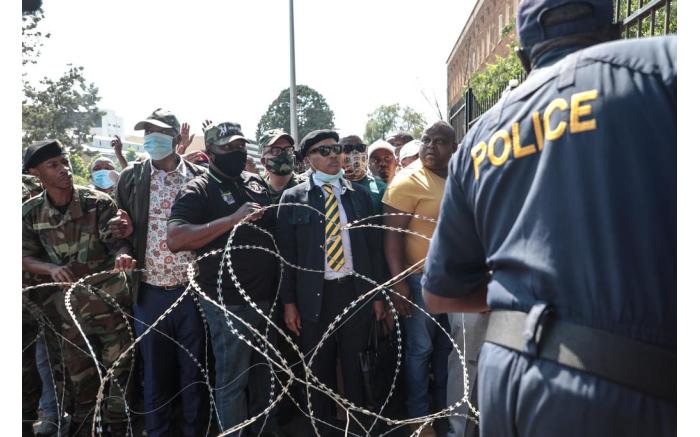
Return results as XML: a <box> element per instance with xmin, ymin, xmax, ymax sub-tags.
<box><xmin>167</xmin><ymin>121</ymin><xmax>281</xmax><ymax>436</ymax></box>
<box><xmin>276</xmin><ymin>129</ymin><xmax>387</xmax><ymax>435</ymax></box>
<box><xmin>115</xmin><ymin>109</ymin><xmax>208</xmax><ymax>436</ymax></box>
<box><xmin>22</xmin><ymin>139</ymin><xmax>136</xmax><ymax>436</ymax></box>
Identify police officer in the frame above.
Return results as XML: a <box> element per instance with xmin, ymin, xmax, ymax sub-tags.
<box><xmin>22</xmin><ymin>140</ymin><xmax>137</xmax><ymax>436</ymax></box>
<box><xmin>421</xmin><ymin>1</ymin><xmax>676</xmax><ymax>436</ymax></box>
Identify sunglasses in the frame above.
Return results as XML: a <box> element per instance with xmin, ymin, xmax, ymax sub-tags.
<box><xmin>342</xmin><ymin>143</ymin><xmax>367</xmax><ymax>154</ymax></box>
<box><xmin>308</xmin><ymin>144</ymin><xmax>343</xmax><ymax>157</ymax></box>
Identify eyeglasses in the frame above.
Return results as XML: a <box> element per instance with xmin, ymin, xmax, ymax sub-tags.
<box><xmin>264</xmin><ymin>145</ymin><xmax>295</xmax><ymax>157</ymax></box>
<box><xmin>308</xmin><ymin>144</ymin><xmax>343</xmax><ymax>157</ymax></box>
<box><xmin>342</xmin><ymin>143</ymin><xmax>367</xmax><ymax>154</ymax></box>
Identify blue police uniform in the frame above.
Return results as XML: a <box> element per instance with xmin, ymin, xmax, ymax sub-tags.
<box><xmin>421</xmin><ymin>30</ymin><xmax>676</xmax><ymax>437</ymax></box>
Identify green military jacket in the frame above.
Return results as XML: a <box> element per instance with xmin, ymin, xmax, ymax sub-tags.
<box><xmin>22</xmin><ymin>174</ymin><xmax>43</xmax><ymax>203</ymax></box>
<box><xmin>265</xmin><ymin>172</ymin><xmax>307</xmax><ymax>205</ymax></box>
<box><xmin>22</xmin><ymin>185</ymin><xmax>131</xmax><ymax>304</ymax></box>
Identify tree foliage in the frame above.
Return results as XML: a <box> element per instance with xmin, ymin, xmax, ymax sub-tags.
<box><xmin>125</xmin><ymin>147</ymin><xmax>138</xmax><ymax>163</ymax></box>
<box><xmin>22</xmin><ymin>65</ymin><xmax>103</xmax><ymax>152</ymax></box>
<box><xmin>22</xmin><ymin>8</ymin><xmax>103</xmax><ymax>153</ymax></box>
<box><xmin>22</xmin><ymin>8</ymin><xmax>50</xmax><ymax>68</ymax></box>
<box><xmin>363</xmin><ymin>104</ymin><xmax>427</xmax><ymax>144</ymax></box>
<box><xmin>255</xmin><ymin>85</ymin><xmax>335</xmax><ymax>143</ymax></box>
<box><xmin>466</xmin><ymin>44</ymin><xmax>524</xmax><ymax>103</ymax></box>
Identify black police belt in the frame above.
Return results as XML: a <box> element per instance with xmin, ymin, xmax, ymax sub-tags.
<box><xmin>484</xmin><ymin>304</ymin><xmax>676</xmax><ymax>401</ymax></box>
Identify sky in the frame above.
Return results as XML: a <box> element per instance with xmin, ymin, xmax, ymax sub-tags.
<box><xmin>24</xmin><ymin>0</ymin><xmax>476</xmax><ymax>141</ymax></box>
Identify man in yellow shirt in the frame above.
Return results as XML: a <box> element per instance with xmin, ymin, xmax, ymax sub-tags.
<box><xmin>382</xmin><ymin>121</ymin><xmax>458</xmax><ymax>436</ymax></box>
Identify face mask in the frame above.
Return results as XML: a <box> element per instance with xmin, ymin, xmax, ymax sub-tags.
<box><xmin>143</xmin><ymin>132</ymin><xmax>174</xmax><ymax>161</ymax></box>
<box><xmin>92</xmin><ymin>169</ymin><xmax>118</xmax><ymax>189</ymax></box>
<box><xmin>212</xmin><ymin>150</ymin><xmax>247</xmax><ymax>178</ymax></box>
<box><xmin>342</xmin><ymin>152</ymin><xmax>367</xmax><ymax>181</ymax></box>
<box><xmin>313</xmin><ymin>166</ymin><xmax>344</xmax><ymax>184</ymax></box>
<box><xmin>265</xmin><ymin>154</ymin><xmax>295</xmax><ymax>176</ymax></box>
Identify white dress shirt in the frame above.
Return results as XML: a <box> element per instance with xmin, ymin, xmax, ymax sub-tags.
<box><xmin>312</xmin><ymin>173</ymin><xmax>355</xmax><ymax>279</ymax></box>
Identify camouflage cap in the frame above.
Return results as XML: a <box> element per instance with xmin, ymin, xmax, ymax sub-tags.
<box><xmin>204</xmin><ymin>121</ymin><xmax>254</xmax><ymax>147</ymax></box>
<box><xmin>134</xmin><ymin>108</ymin><xmax>181</xmax><ymax>132</ymax></box>
<box><xmin>258</xmin><ymin>129</ymin><xmax>295</xmax><ymax>148</ymax></box>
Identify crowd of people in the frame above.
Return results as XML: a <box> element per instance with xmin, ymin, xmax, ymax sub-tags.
<box><xmin>22</xmin><ymin>0</ymin><xmax>677</xmax><ymax>436</ymax></box>
<box><xmin>22</xmin><ymin>108</ymin><xmax>470</xmax><ymax>437</ymax></box>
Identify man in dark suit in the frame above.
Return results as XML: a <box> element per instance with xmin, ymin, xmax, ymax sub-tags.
<box><xmin>276</xmin><ymin>129</ymin><xmax>387</xmax><ymax>435</ymax></box>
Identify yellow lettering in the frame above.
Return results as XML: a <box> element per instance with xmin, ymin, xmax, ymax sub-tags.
<box><xmin>512</xmin><ymin>122</ymin><xmax>537</xmax><ymax>159</ymax></box>
<box><xmin>544</xmin><ymin>98</ymin><xmax>568</xmax><ymax>141</ymax></box>
<box><xmin>570</xmin><ymin>89</ymin><xmax>598</xmax><ymax>133</ymax></box>
<box><xmin>532</xmin><ymin>111</ymin><xmax>545</xmax><ymax>151</ymax></box>
<box><xmin>470</xmin><ymin>141</ymin><xmax>487</xmax><ymax>180</ymax></box>
<box><xmin>488</xmin><ymin>130</ymin><xmax>511</xmax><ymax>167</ymax></box>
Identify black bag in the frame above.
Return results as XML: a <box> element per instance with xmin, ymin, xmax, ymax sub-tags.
<box><xmin>359</xmin><ymin>318</ymin><xmax>400</xmax><ymax>412</ymax></box>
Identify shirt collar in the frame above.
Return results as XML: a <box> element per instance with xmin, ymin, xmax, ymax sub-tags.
<box><xmin>149</xmin><ymin>155</ymin><xmax>187</xmax><ymax>177</ymax></box>
<box><xmin>42</xmin><ymin>187</ymin><xmax>83</xmax><ymax>221</ymax></box>
<box><xmin>307</xmin><ymin>172</ymin><xmax>354</xmax><ymax>193</ymax></box>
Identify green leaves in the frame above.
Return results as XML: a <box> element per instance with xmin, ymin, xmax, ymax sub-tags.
<box><xmin>255</xmin><ymin>85</ymin><xmax>336</xmax><ymax>143</ymax></box>
<box><xmin>22</xmin><ymin>65</ymin><xmax>104</xmax><ymax>152</ymax></box>
<box><xmin>465</xmin><ymin>44</ymin><xmax>524</xmax><ymax>104</ymax></box>
<box><xmin>363</xmin><ymin>104</ymin><xmax>427</xmax><ymax>144</ymax></box>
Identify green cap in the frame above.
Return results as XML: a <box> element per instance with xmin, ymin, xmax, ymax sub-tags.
<box><xmin>258</xmin><ymin>128</ymin><xmax>295</xmax><ymax>148</ymax></box>
<box><xmin>134</xmin><ymin>108</ymin><xmax>180</xmax><ymax>132</ymax></box>
<box><xmin>204</xmin><ymin>121</ymin><xmax>253</xmax><ymax>147</ymax></box>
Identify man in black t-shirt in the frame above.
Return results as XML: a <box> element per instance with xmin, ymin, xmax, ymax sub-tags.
<box><xmin>167</xmin><ymin>121</ymin><xmax>280</xmax><ymax>436</ymax></box>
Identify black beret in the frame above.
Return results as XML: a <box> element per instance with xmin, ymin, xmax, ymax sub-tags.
<box><xmin>23</xmin><ymin>139</ymin><xmax>65</xmax><ymax>172</ymax></box>
<box><xmin>298</xmin><ymin>129</ymin><xmax>339</xmax><ymax>157</ymax></box>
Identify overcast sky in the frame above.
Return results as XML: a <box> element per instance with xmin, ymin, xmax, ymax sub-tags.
<box><xmin>24</xmin><ymin>0</ymin><xmax>476</xmax><ymax>141</ymax></box>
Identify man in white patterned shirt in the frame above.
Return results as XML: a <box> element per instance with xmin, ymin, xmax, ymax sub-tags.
<box><xmin>115</xmin><ymin>108</ymin><xmax>208</xmax><ymax>437</ymax></box>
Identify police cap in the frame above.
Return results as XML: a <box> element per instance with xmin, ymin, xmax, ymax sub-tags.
<box><xmin>23</xmin><ymin>139</ymin><xmax>65</xmax><ymax>172</ymax></box>
<box><xmin>517</xmin><ymin>0</ymin><xmax>614</xmax><ymax>51</ymax></box>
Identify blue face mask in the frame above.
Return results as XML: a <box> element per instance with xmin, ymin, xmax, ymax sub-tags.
<box><xmin>92</xmin><ymin>169</ymin><xmax>117</xmax><ymax>189</ymax></box>
<box><xmin>143</xmin><ymin>132</ymin><xmax>174</xmax><ymax>161</ymax></box>
<box><xmin>314</xmin><ymin>167</ymin><xmax>345</xmax><ymax>184</ymax></box>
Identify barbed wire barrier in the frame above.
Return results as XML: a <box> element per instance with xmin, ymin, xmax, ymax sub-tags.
<box><xmin>22</xmin><ymin>203</ymin><xmax>480</xmax><ymax>437</ymax></box>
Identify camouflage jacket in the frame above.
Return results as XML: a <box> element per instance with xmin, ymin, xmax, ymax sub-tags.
<box><xmin>22</xmin><ymin>185</ymin><xmax>132</xmax><ymax>280</ymax></box>
<box><xmin>22</xmin><ymin>174</ymin><xmax>43</xmax><ymax>203</ymax></box>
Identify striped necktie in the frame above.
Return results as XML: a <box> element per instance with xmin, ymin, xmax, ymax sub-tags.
<box><xmin>323</xmin><ymin>184</ymin><xmax>345</xmax><ymax>272</ymax></box>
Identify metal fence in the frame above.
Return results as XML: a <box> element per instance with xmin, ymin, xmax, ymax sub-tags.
<box><xmin>451</xmin><ymin>0</ymin><xmax>676</xmax><ymax>139</ymax></box>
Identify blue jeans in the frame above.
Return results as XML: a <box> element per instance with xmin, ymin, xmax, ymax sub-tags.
<box><xmin>36</xmin><ymin>336</ymin><xmax>59</xmax><ymax>419</ymax></box>
<box><xmin>402</xmin><ymin>273</ymin><xmax>452</xmax><ymax>417</ymax></box>
<box><xmin>133</xmin><ymin>283</ymin><xmax>207</xmax><ymax>437</ymax></box>
<box><xmin>201</xmin><ymin>299</ymin><xmax>278</xmax><ymax>436</ymax></box>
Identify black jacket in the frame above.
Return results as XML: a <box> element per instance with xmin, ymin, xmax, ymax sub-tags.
<box><xmin>276</xmin><ymin>176</ymin><xmax>387</xmax><ymax>322</ymax></box>
<box><xmin>115</xmin><ymin>157</ymin><xmax>205</xmax><ymax>303</ymax></box>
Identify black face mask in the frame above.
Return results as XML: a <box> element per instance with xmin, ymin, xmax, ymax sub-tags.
<box><xmin>212</xmin><ymin>150</ymin><xmax>247</xmax><ymax>178</ymax></box>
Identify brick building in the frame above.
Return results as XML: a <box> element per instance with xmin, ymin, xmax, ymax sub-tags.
<box><xmin>446</xmin><ymin>0</ymin><xmax>521</xmax><ymax>141</ymax></box>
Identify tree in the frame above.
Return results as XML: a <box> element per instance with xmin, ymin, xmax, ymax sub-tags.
<box><xmin>22</xmin><ymin>65</ymin><xmax>104</xmax><ymax>151</ymax></box>
<box><xmin>363</xmin><ymin>104</ymin><xmax>427</xmax><ymax>144</ymax></box>
<box><xmin>125</xmin><ymin>147</ymin><xmax>138</xmax><ymax>163</ymax></box>
<box><xmin>22</xmin><ymin>8</ymin><xmax>50</xmax><ymax>69</ymax></box>
<box><xmin>465</xmin><ymin>44</ymin><xmax>524</xmax><ymax>103</ymax></box>
<box><xmin>255</xmin><ymin>85</ymin><xmax>335</xmax><ymax>143</ymax></box>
